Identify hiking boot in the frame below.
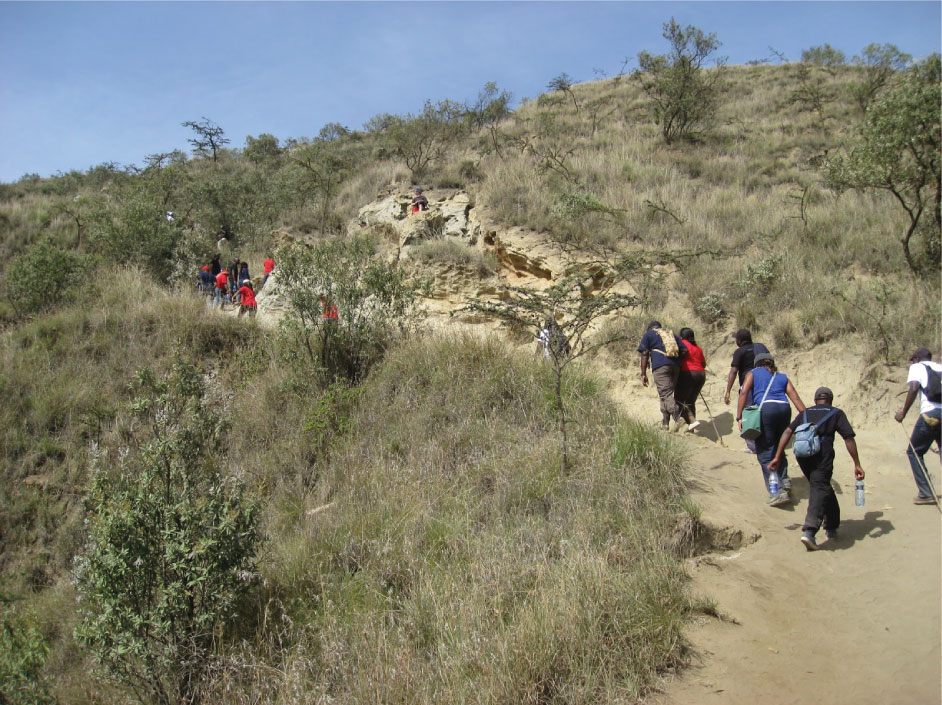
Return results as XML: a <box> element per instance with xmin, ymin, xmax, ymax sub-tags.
<box><xmin>800</xmin><ymin>531</ymin><xmax>819</xmax><ymax>551</ymax></box>
<box><xmin>769</xmin><ymin>491</ymin><xmax>791</xmax><ymax>507</ymax></box>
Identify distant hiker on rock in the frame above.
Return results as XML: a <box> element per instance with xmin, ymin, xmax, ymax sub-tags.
<box><xmin>894</xmin><ymin>347</ymin><xmax>942</xmax><ymax>505</ymax></box>
<box><xmin>676</xmin><ymin>327</ymin><xmax>706</xmax><ymax>432</ymax></box>
<box><xmin>213</xmin><ymin>269</ymin><xmax>229</xmax><ymax>309</ymax></box>
<box><xmin>769</xmin><ymin>387</ymin><xmax>864</xmax><ymax>551</ymax></box>
<box><xmin>410</xmin><ymin>187</ymin><xmax>428</xmax><ymax>214</ymax></box>
<box><xmin>197</xmin><ymin>265</ymin><xmax>214</xmax><ymax>294</ymax></box>
<box><xmin>725</xmin><ymin>328</ymin><xmax>770</xmax><ymax>453</ymax></box>
<box><xmin>237</xmin><ymin>280</ymin><xmax>257</xmax><ymax>318</ymax></box>
<box><xmin>737</xmin><ymin>352</ymin><xmax>806</xmax><ymax>507</ymax></box>
<box><xmin>262</xmin><ymin>256</ymin><xmax>276</xmax><ymax>288</ymax></box>
<box><xmin>210</xmin><ymin>253</ymin><xmax>222</xmax><ymax>276</ymax></box>
<box><xmin>638</xmin><ymin>321</ymin><xmax>687</xmax><ymax>430</ymax></box>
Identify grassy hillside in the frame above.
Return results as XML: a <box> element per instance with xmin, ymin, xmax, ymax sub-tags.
<box><xmin>0</xmin><ymin>57</ymin><xmax>938</xmax><ymax>703</ymax></box>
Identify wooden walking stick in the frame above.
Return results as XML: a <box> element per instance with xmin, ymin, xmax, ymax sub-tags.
<box><xmin>699</xmin><ymin>392</ymin><xmax>726</xmax><ymax>447</ymax></box>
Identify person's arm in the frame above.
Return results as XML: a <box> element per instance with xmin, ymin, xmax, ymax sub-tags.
<box><xmin>768</xmin><ymin>426</ymin><xmax>794</xmax><ymax>473</ymax></box>
<box><xmin>844</xmin><ymin>438</ymin><xmax>865</xmax><ymax>479</ymax></box>
<box><xmin>640</xmin><ymin>351</ymin><xmax>650</xmax><ymax>387</ymax></box>
<box><xmin>736</xmin><ymin>371</ymin><xmax>754</xmax><ymax>430</ymax></box>
<box><xmin>895</xmin><ymin>382</ymin><xmax>921</xmax><ymax>423</ymax></box>
<box><xmin>785</xmin><ymin>380</ymin><xmax>806</xmax><ymax>413</ymax></box>
<box><xmin>724</xmin><ymin>366</ymin><xmax>738</xmax><ymax>404</ymax></box>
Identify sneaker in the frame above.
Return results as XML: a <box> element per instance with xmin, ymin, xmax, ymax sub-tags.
<box><xmin>769</xmin><ymin>491</ymin><xmax>791</xmax><ymax>507</ymax></box>
<box><xmin>800</xmin><ymin>531</ymin><xmax>819</xmax><ymax>551</ymax></box>
<box><xmin>687</xmin><ymin>420</ymin><xmax>702</xmax><ymax>432</ymax></box>
<box><xmin>914</xmin><ymin>495</ymin><xmax>938</xmax><ymax>505</ymax></box>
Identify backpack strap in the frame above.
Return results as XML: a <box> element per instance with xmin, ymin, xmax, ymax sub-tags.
<box><xmin>809</xmin><ymin>407</ymin><xmax>839</xmax><ymax>427</ymax></box>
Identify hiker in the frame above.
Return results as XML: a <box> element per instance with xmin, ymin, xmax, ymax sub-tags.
<box><xmin>675</xmin><ymin>327</ymin><xmax>706</xmax><ymax>432</ymax></box>
<box><xmin>227</xmin><ymin>259</ymin><xmax>241</xmax><ymax>303</ymax></box>
<box><xmin>213</xmin><ymin>269</ymin><xmax>229</xmax><ymax>309</ymax></box>
<box><xmin>536</xmin><ymin>317</ymin><xmax>570</xmax><ymax>361</ymax></box>
<box><xmin>410</xmin><ymin>187</ymin><xmax>428</xmax><ymax>214</ymax></box>
<box><xmin>769</xmin><ymin>387</ymin><xmax>864</xmax><ymax>550</ymax></box>
<box><xmin>238</xmin><ymin>261</ymin><xmax>251</xmax><ymax>287</ymax></box>
<box><xmin>894</xmin><ymin>347</ymin><xmax>942</xmax><ymax>505</ymax></box>
<box><xmin>210</xmin><ymin>253</ymin><xmax>222</xmax><ymax>276</ymax></box>
<box><xmin>262</xmin><ymin>256</ymin><xmax>276</xmax><ymax>288</ymax></box>
<box><xmin>197</xmin><ymin>265</ymin><xmax>214</xmax><ymax>294</ymax></box>
<box><xmin>638</xmin><ymin>321</ymin><xmax>687</xmax><ymax>430</ymax></box>
<box><xmin>736</xmin><ymin>352</ymin><xmax>806</xmax><ymax>506</ymax></box>
<box><xmin>320</xmin><ymin>295</ymin><xmax>338</xmax><ymax>323</ymax></box>
<box><xmin>725</xmin><ymin>328</ymin><xmax>771</xmax><ymax>452</ymax></box>
<box><xmin>237</xmin><ymin>280</ymin><xmax>257</xmax><ymax>318</ymax></box>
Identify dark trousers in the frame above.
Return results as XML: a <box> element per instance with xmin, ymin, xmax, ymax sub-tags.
<box><xmin>907</xmin><ymin>409</ymin><xmax>941</xmax><ymax>498</ymax></box>
<box><xmin>756</xmin><ymin>403</ymin><xmax>792</xmax><ymax>493</ymax></box>
<box><xmin>676</xmin><ymin>370</ymin><xmax>705</xmax><ymax>422</ymax></box>
<box><xmin>798</xmin><ymin>457</ymin><xmax>839</xmax><ymax>535</ymax></box>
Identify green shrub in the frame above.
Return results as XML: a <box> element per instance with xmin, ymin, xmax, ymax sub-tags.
<box><xmin>4</xmin><ymin>242</ymin><xmax>88</xmax><ymax>317</ymax></box>
<box><xmin>0</xmin><ymin>604</ymin><xmax>55</xmax><ymax>705</ymax></box>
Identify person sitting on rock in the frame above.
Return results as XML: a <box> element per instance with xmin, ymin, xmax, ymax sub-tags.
<box><xmin>410</xmin><ymin>187</ymin><xmax>428</xmax><ymax>214</ymax></box>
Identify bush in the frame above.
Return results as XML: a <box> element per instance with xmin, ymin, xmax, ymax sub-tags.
<box><xmin>4</xmin><ymin>242</ymin><xmax>87</xmax><ymax>317</ymax></box>
<box><xmin>0</xmin><ymin>604</ymin><xmax>55</xmax><ymax>705</ymax></box>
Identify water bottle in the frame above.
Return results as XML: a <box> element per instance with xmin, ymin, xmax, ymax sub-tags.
<box><xmin>855</xmin><ymin>479</ymin><xmax>865</xmax><ymax>507</ymax></box>
<box><xmin>768</xmin><ymin>471</ymin><xmax>780</xmax><ymax>496</ymax></box>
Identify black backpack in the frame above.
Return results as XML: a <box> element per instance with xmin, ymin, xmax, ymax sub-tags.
<box><xmin>923</xmin><ymin>363</ymin><xmax>942</xmax><ymax>403</ymax></box>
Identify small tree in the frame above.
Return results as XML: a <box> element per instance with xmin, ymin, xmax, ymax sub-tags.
<box><xmin>547</xmin><ymin>73</ymin><xmax>579</xmax><ymax>109</ymax></box>
<box><xmin>75</xmin><ymin>360</ymin><xmax>259</xmax><ymax>705</ymax></box>
<box><xmin>276</xmin><ymin>235</ymin><xmax>422</xmax><ymax>382</ymax></box>
<box><xmin>288</xmin><ymin>140</ymin><xmax>352</xmax><ymax>231</ymax></box>
<box><xmin>468</xmin><ymin>262</ymin><xmax>641</xmax><ymax>473</ymax></box>
<box><xmin>801</xmin><ymin>43</ymin><xmax>846</xmax><ymax>67</ymax></box>
<box><xmin>850</xmin><ymin>43</ymin><xmax>912</xmax><ymax>113</ymax></box>
<box><xmin>182</xmin><ymin>117</ymin><xmax>230</xmax><ymax>163</ymax></box>
<box><xmin>825</xmin><ymin>54</ymin><xmax>941</xmax><ymax>275</ymax></box>
<box><xmin>636</xmin><ymin>18</ymin><xmax>725</xmax><ymax>144</ymax></box>
<box><xmin>4</xmin><ymin>241</ymin><xmax>87</xmax><ymax>316</ymax></box>
<box><xmin>382</xmin><ymin>100</ymin><xmax>467</xmax><ymax>180</ymax></box>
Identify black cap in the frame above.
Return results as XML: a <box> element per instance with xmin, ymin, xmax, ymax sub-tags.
<box><xmin>910</xmin><ymin>347</ymin><xmax>932</xmax><ymax>362</ymax></box>
<box><xmin>814</xmin><ymin>387</ymin><xmax>834</xmax><ymax>401</ymax></box>
<box><xmin>754</xmin><ymin>352</ymin><xmax>774</xmax><ymax>364</ymax></box>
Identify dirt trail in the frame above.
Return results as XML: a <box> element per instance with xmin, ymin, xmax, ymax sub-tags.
<box><xmin>602</xmin><ymin>354</ymin><xmax>941</xmax><ymax>705</ymax></box>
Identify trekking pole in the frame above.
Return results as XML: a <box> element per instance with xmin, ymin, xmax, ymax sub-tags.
<box><xmin>699</xmin><ymin>392</ymin><xmax>726</xmax><ymax>448</ymax></box>
<box><xmin>896</xmin><ymin>420</ymin><xmax>942</xmax><ymax>514</ymax></box>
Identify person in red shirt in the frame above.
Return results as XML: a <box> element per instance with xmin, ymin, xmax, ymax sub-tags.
<box><xmin>319</xmin><ymin>295</ymin><xmax>338</xmax><ymax>322</ymax></box>
<box><xmin>213</xmin><ymin>270</ymin><xmax>229</xmax><ymax>309</ymax></box>
<box><xmin>237</xmin><ymin>280</ymin><xmax>257</xmax><ymax>318</ymax></box>
<box><xmin>262</xmin><ymin>257</ymin><xmax>275</xmax><ymax>289</ymax></box>
<box><xmin>676</xmin><ymin>327</ymin><xmax>707</xmax><ymax>431</ymax></box>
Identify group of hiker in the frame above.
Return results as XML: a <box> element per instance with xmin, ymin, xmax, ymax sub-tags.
<box><xmin>196</xmin><ymin>253</ymin><xmax>276</xmax><ymax>318</ymax></box>
<box><xmin>637</xmin><ymin>321</ymin><xmax>940</xmax><ymax>552</ymax></box>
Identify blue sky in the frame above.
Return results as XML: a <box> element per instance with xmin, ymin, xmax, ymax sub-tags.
<box><xmin>1</xmin><ymin>1</ymin><xmax>939</xmax><ymax>184</ymax></box>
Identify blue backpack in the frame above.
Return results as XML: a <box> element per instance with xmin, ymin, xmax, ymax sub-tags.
<box><xmin>792</xmin><ymin>408</ymin><xmax>839</xmax><ymax>458</ymax></box>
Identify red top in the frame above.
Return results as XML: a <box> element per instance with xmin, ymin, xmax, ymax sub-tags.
<box><xmin>680</xmin><ymin>340</ymin><xmax>706</xmax><ymax>372</ymax></box>
<box><xmin>215</xmin><ymin>271</ymin><xmax>229</xmax><ymax>289</ymax></box>
<box><xmin>321</xmin><ymin>301</ymin><xmax>338</xmax><ymax>319</ymax></box>
<box><xmin>238</xmin><ymin>286</ymin><xmax>257</xmax><ymax>307</ymax></box>
<box><xmin>263</xmin><ymin>258</ymin><xmax>275</xmax><ymax>274</ymax></box>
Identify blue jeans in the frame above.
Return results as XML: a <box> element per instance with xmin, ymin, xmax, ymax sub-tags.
<box><xmin>757</xmin><ymin>403</ymin><xmax>792</xmax><ymax>494</ymax></box>
<box><xmin>213</xmin><ymin>286</ymin><xmax>225</xmax><ymax>309</ymax></box>
<box><xmin>907</xmin><ymin>408</ymin><xmax>941</xmax><ymax>498</ymax></box>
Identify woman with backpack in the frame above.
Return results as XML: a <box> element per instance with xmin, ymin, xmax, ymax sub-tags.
<box><xmin>736</xmin><ymin>352</ymin><xmax>806</xmax><ymax>506</ymax></box>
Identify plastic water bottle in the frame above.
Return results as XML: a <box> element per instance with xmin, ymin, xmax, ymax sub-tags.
<box><xmin>768</xmin><ymin>471</ymin><xmax>780</xmax><ymax>496</ymax></box>
<box><xmin>855</xmin><ymin>479</ymin><xmax>865</xmax><ymax>507</ymax></box>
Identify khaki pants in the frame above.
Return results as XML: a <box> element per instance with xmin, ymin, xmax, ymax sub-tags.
<box><xmin>653</xmin><ymin>365</ymin><xmax>681</xmax><ymax>425</ymax></box>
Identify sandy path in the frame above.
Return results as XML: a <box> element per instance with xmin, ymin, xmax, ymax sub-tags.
<box><xmin>601</xmin><ymin>354</ymin><xmax>941</xmax><ymax>705</ymax></box>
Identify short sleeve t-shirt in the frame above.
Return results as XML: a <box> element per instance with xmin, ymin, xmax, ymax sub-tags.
<box><xmin>263</xmin><ymin>258</ymin><xmax>275</xmax><ymax>275</ymax></box>
<box><xmin>680</xmin><ymin>341</ymin><xmax>706</xmax><ymax>372</ymax></box>
<box><xmin>238</xmin><ymin>286</ymin><xmax>256</xmax><ymax>307</ymax></box>
<box><xmin>638</xmin><ymin>329</ymin><xmax>684</xmax><ymax>370</ymax></box>
<box><xmin>215</xmin><ymin>272</ymin><xmax>229</xmax><ymax>289</ymax></box>
<box><xmin>731</xmin><ymin>342</ymin><xmax>770</xmax><ymax>385</ymax></box>
<box><xmin>907</xmin><ymin>361</ymin><xmax>942</xmax><ymax>414</ymax></box>
<box><xmin>788</xmin><ymin>406</ymin><xmax>855</xmax><ymax>469</ymax></box>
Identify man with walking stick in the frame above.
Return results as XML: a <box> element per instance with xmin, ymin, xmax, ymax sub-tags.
<box><xmin>894</xmin><ymin>347</ymin><xmax>942</xmax><ymax>506</ymax></box>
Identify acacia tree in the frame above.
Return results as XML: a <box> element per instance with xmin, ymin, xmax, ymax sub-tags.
<box><xmin>850</xmin><ymin>43</ymin><xmax>912</xmax><ymax>113</ymax></box>
<box><xmin>468</xmin><ymin>260</ymin><xmax>641</xmax><ymax>474</ymax></box>
<box><xmin>636</xmin><ymin>18</ymin><xmax>725</xmax><ymax>144</ymax></box>
<box><xmin>825</xmin><ymin>54</ymin><xmax>941</xmax><ymax>275</ymax></box>
<box><xmin>182</xmin><ymin>117</ymin><xmax>230</xmax><ymax>163</ymax></box>
<box><xmin>75</xmin><ymin>360</ymin><xmax>259</xmax><ymax>705</ymax></box>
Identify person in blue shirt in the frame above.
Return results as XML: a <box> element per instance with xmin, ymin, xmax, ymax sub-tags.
<box><xmin>638</xmin><ymin>321</ymin><xmax>687</xmax><ymax>430</ymax></box>
<box><xmin>736</xmin><ymin>352</ymin><xmax>806</xmax><ymax>506</ymax></box>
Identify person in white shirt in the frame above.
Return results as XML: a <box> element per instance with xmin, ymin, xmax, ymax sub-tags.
<box><xmin>894</xmin><ymin>347</ymin><xmax>942</xmax><ymax>504</ymax></box>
